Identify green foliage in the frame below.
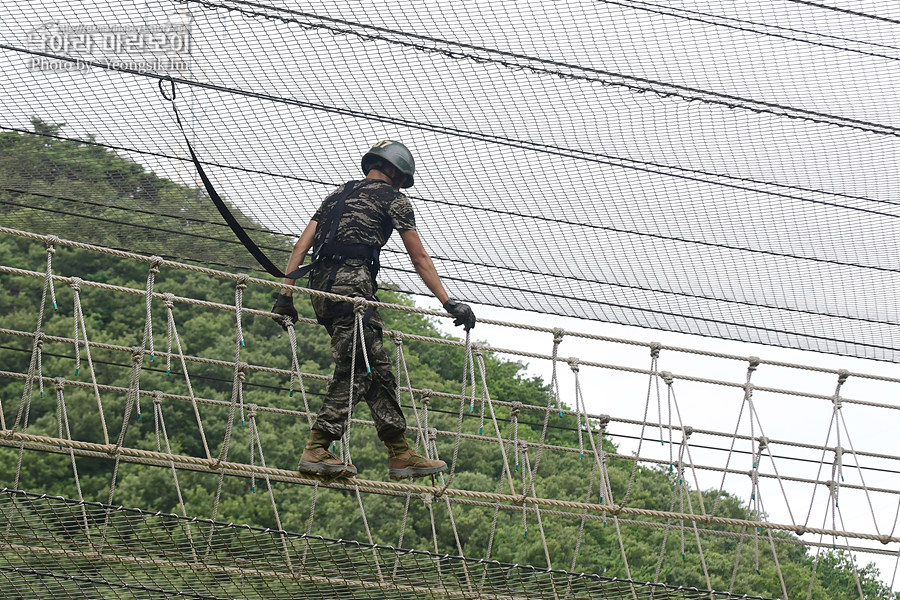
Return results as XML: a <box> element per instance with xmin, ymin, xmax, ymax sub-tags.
<box><xmin>1</xmin><ymin>125</ymin><xmax>896</xmax><ymax>599</ymax></box>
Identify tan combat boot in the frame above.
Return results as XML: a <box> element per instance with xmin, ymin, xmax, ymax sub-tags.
<box><xmin>385</xmin><ymin>433</ymin><xmax>447</xmax><ymax>480</ymax></box>
<box><xmin>297</xmin><ymin>430</ymin><xmax>357</xmax><ymax>477</ymax></box>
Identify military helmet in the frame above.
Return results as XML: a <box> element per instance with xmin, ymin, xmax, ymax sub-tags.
<box><xmin>361</xmin><ymin>140</ymin><xmax>415</xmax><ymax>188</ymax></box>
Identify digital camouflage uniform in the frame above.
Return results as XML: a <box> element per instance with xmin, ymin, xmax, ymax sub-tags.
<box><xmin>308</xmin><ymin>179</ymin><xmax>416</xmax><ymax>442</ymax></box>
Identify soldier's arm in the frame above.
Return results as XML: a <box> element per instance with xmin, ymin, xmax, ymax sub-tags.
<box><xmin>400</xmin><ymin>229</ymin><xmax>450</xmax><ymax>305</ymax></box>
<box><xmin>280</xmin><ymin>220</ymin><xmax>318</xmax><ymax>295</ymax></box>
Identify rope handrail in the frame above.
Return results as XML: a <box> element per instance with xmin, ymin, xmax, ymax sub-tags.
<box><xmin>1</xmin><ymin>226</ymin><xmax>896</xmax><ymax>383</ymax></box>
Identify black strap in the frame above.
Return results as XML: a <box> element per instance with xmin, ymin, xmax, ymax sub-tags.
<box><xmin>160</xmin><ymin>79</ymin><xmax>285</xmax><ymax>278</ymax></box>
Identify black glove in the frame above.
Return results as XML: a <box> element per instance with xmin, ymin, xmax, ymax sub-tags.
<box><xmin>271</xmin><ymin>293</ymin><xmax>299</xmax><ymax>330</ymax></box>
<box><xmin>443</xmin><ymin>298</ymin><xmax>476</xmax><ymax>331</ymax></box>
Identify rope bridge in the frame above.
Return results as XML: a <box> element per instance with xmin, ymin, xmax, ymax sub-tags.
<box><xmin>2</xmin><ymin>225</ymin><xmax>900</xmax><ymax>599</ymax></box>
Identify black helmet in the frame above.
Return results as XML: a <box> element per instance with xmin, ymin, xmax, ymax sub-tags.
<box><xmin>361</xmin><ymin>140</ymin><xmax>415</xmax><ymax>188</ymax></box>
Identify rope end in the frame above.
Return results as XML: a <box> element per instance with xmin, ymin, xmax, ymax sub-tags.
<box><xmin>756</xmin><ymin>569</ymin><xmax>761</xmax><ymax>575</ymax></box>
<box><xmin>241</xmin><ymin>420</ymin><xmax>246</xmax><ymax>427</ymax></box>
<box><xmin>166</xmin><ymin>369</ymin><xmax>171</xmax><ymax>376</ymax></box>
<box><xmin>136</xmin><ymin>413</ymin><xmax>142</xmax><ymax>420</ymax></box>
<box><xmin>558</xmin><ymin>410</ymin><xmax>563</xmax><ymax>417</ymax></box>
<box><xmin>479</xmin><ymin>427</ymin><xmax>483</xmax><ymax>434</ymax></box>
<box><xmin>149</xmin><ymin>354</ymin><xmax>154</xmax><ymax>362</ymax></box>
<box><xmin>240</xmin><ymin>339</ymin><xmax>245</xmax><ymax>347</ymax></box>
<box><xmin>74</xmin><ymin>368</ymin><xmax>79</xmax><ymax>375</ymax></box>
<box><xmin>524</xmin><ymin>530</ymin><xmax>528</xmax><ymax>538</ymax></box>
<box><xmin>682</xmin><ymin>553</ymin><xmax>686</xmax><ymax>560</ymax></box>
<box><xmin>251</xmin><ymin>485</ymin><xmax>256</xmax><ymax>493</ymax></box>
<box><xmin>53</xmin><ymin>302</ymin><xmax>58</xmax><ymax>310</ymax></box>
<box><xmin>289</xmin><ymin>390</ymin><xmax>294</xmax><ymax>397</ymax></box>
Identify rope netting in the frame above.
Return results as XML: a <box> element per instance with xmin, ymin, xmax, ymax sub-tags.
<box><xmin>2</xmin><ymin>226</ymin><xmax>900</xmax><ymax>599</ymax></box>
<box><xmin>0</xmin><ymin>488</ymin><xmax>772</xmax><ymax>600</ymax></box>
<box><xmin>1</xmin><ymin>0</ymin><xmax>899</xmax><ymax>360</ymax></box>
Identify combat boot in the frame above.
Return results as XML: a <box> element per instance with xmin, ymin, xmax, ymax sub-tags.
<box><xmin>297</xmin><ymin>430</ymin><xmax>357</xmax><ymax>477</ymax></box>
<box><xmin>385</xmin><ymin>433</ymin><xmax>447</xmax><ymax>479</ymax></box>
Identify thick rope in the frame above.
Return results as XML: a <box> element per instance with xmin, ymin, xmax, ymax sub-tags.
<box><xmin>70</xmin><ymin>277</ymin><xmax>110</xmax><ymax>444</ymax></box>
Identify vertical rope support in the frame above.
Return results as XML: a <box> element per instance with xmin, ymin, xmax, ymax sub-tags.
<box><xmin>528</xmin><ymin>328</ymin><xmax>565</xmax><ymax>481</ymax></box>
<box><xmin>286</xmin><ymin>321</ymin><xmax>313</xmax><ymax>426</ymax></box>
<box><xmin>442</xmin><ymin>331</ymin><xmax>473</xmax><ymax>489</ymax></box>
<box><xmin>53</xmin><ymin>377</ymin><xmax>90</xmax><ymax>542</ymax></box>
<box><xmin>714</xmin><ymin>357</ymin><xmax>759</xmax><ymax>516</ymax></box>
<box><xmin>14</xmin><ymin>237</ymin><xmax>59</xmax><ymax>433</ymax></box>
<box><xmin>144</xmin><ymin>257</ymin><xmax>162</xmax><ymax>361</ymax></box>
<box><xmin>430</xmin><ymin>433</ymin><xmax>474</xmax><ymax>594</ymax></box>
<box><xmin>70</xmin><ymin>277</ymin><xmax>111</xmax><ymax>444</ymax></box>
<box><xmin>164</xmin><ymin>293</ymin><xmax>211</xmax><ymax>460</ymax></box>
<box><xmin>152</xmin><ymin>390</ymin><xmax>197</xmax><ymax>562</ymax></box>
<box><xmin>248</xmin><ymin>405</ymin><xmax>294</xmax><ymax>574</ymax></box>
<box><xmin>622</xmin><ymin>343</ymin><xmax>662</xmax><ymax>506</ymax></box>
<box><xmin>522</xmin><ymin>447</ymin><xmax>553</xmax><ymax>570</ymax></box>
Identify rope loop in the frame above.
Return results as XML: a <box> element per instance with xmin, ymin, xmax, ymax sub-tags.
<box><xmin>757</xmin><ymin>436</ymin><xmax>769</xmax><ymax>450</ymax></box>
<box><xmin>247</xmin><ymin>404</ymin><xmax>258</xmax><ymax>419</ymax></box>
<box><xmin>148</xmin><ymin>256</ymin><xmax>164</xmax><ymax>275</ymax></box>
<box><xmin>427</xmin><ymin>427</ymin><xmax>438</xmax><ymax>442</ymax></box>
<box><xmin>152</xmin><ymin>391</ymin><xmax>164</xmax><ymax>406</ymax></box>
<box><xmin>352</xmin><ymin>297</ymin><xmax>367</xmax><ymax>314</ymax></box>
<box><xmin>389</xmin><ymin>329</ymin><xmax>403</xmax><ymax>346</ymax></box>
<box><xmin>649</xmin><ymin>341</ymin><xmax>662</xmax><ymax>359</ymax></box>
<box><xmin>53</xmin><ymin>377</ymin><xmax>66</xmax><ymax>392</ymax></box>
<box><xmin>552</xmin><ymin>327</ymin><xmax>565</xmax><ymax>345</ymax></box>
<box><xmin>420</xmin><ymin>389</ymin><xmax>432</xmax><ymax>406</ymax></box>
<box><xmin>69</xmin><ymin>277</ymin><xmax>83</xmax><ymax>293</ymax></box>
<box><xmin>510</xmin><ymin>402</ymin><xmax>523</xmax><ymax>418</ymax></box>
<box><xmin>567</xmin><ymin>357</ymin><xmax>580</xmax><ymax>372</ymax></box>
<box><xmin>837</xmin><ymin>369</ymin><xmax>850</xmax><ymax>385</ymax></box>
<box><xmin>163</xmin><ymin>292</ymin><xmax>175</xmax><ymax>310</ymax></box>
<box><xmin>659</xmin><ymin>371</ymin><xmax>674</xmax><ymax>386</ymax></box>
<box><xmin>681</xmin><ymin>425</ymin><xmax>693</xmax><ymax>439</ymax></box>
<box><xmin>34</xmin><ymin>333</ymin><xmax>45</xmax><ymax>350</ymax></box>
<box><xmin>130</xmin><ymin>347</ymin><xmax>143</xmax><ymax>364</ymax></box>
<box><xmin>45</xmin><ymin>235</ymin><xmax>59</xmax><ymax>253</ymax></box>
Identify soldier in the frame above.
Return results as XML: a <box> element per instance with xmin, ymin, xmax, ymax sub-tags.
<box><xmin>272</xmin><ymin>140</ymin><xmax>476</xmax><ymax>479</ymax></box>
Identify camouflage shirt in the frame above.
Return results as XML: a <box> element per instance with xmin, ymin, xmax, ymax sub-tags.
<box><xmin>312</xmin><ymin>179</ymin><xmax>416</xmax><ymax>247</ymax></box>
<box><xmin>308</xmin><ymin>179</ymin><xmax>416</xmax><ymax>316</ymax></box>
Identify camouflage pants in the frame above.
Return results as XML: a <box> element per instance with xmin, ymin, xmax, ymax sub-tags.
<box><xmin>311</xmin><ymin>310</ymin><xmax>406</xmax><ymax>441</ymax></box>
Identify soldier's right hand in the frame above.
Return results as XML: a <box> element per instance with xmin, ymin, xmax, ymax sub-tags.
<box><xmin>272</xmin><ymin>293</ymin><xmax>299</xmax><ymax>330</ymax></box>
<box><xmin>443</xmin><ymin>298</ymin><xmax>476</xmax><ymax>331</ymax></box>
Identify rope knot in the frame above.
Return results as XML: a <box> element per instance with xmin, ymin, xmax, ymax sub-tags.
<box><xmin>472</xmin><ymin>344</ymin><xmax>483</xmax><ymax>357</ymax></box>
<box><xmin>879</xmin><ymin>534</ymin><xmax>892</xmax><ymax>545</ymax></box>
<box><xmin>422</xmin><ymin>493</ymin><xmax>433</xmax><ymax>507</ymax></box>
<box><xmin>420</xmin><ymin>390</ymin><xmax>432</xmax><ymax>406</ymax></box>
<box><xmin>69</xmin><ymin>277</ymin><xmax>83</xmax><ymax>293</ymax></box>
<box><xmin>515</xmin><ymin>494</ymin><xmax>528</xmax><ymax>506</ymax></box>
<box><xmin>352</xmin><ymin>297</ymin><xmax>367</xmax><ymax>314</ymax></box>
<box><xmin>837</xmin><ymin>369</ymin><xmax>849</xmax><ymax>385</ymax></box>
<box><xmin>427</xmin><ymin>427</ymin><xmax>438</xmax><ymax>442</ymax></box>
<box><xmin>744</xmin><ymin>382</ymin><xmax>755</xmax><ymax>393</ymax></box>
<box><xmin>247</xmin><ymin>404</ymin><xmax>257</xmax><ymax>419</ymax></box>
<box><xmin>599</xmin><ymin>414</ymin><xmax>611</xmax><ymax>428</ymax></box>
<box><xmin>45</xmin><ymin>235</ymin><xmax>59</xmax><ymax>252</ymax></box>
<box><xmin>235</xmin><ymin>274</ymin><xmax>249</xmax><ymax>290</ymax></box>
<box><xmin>130</xmin><ymin>347</ymin><xmax>143</xmax><ymax>364</ymax></box>
<box><xmin>236</xmin><ymin>362</ymin><xmax>249</xmax><ymax>382</ymax></box>
<box><xmin>748</xmin><ymin>468</ymin><xmax>759</xmax><ymax>484</ymax></box>
<box><xmin>35</xmin><ymin>333</ymin><xmax>45</xmax><ymax>350</ymax></box>
<box><xmin>757</xmin><ymin>436</ymin><xmax>769</xmax><ymax>450</ymax></box>
<box><xmin>748</xmin><ymin>356</ymin><xmax>760</xmax><ymax>371</ymax></box>
<box><xmin>389</xmin><ymin>330</ymin><xmax>403</xmax><ymax>345</ymax></box>
<box><xmin>552</xmin><ymin>328</ymin><xmax>565</xmax><ymax>345</ymax></box>
<box><xmin>148</xmin><ymin>256</ymin><xmax>164</xmax><ymax>275</ymax></box>
<box><xmin>163</xmin><ymin>292</ymin><xmax>175</xmax><ymax>309</ymax></box>
<box><xmin>510</xmin><ymin>402</ymin><xmax>523</xmax><ymax>418</ymax></box>
<box><xmin>659</xmin><ymin>371</ymin><xmax>674</xmax><ymax>386</ymax></box>
<box><xmin>681</xmin><ymin>425</ymin><xmax>693</xmax><ymax>439</ymax></box>
<box><xmin>53</xmin><ymin>377</ymin><xmax>66</xmax><ymax>391</ymax></box>
<box><xmin>567</xmin><ymin>357</ymin><xmax>580</xmax><ymax>372</ymax></box>
<box><xmin>153</xmin><ymin>391</ymin><xmax>164</xmax><ymax>405</ymax></box>
<box><xmin>649</xmin><ymin>342</ymin><xmax>661</xmax><ymax>359</ymax></box>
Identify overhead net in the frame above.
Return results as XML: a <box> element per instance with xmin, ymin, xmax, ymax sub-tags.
<box><xmin>1</xmin><ymin>0</ymin><xmax>899</xmax><ymax>360</ymax></box>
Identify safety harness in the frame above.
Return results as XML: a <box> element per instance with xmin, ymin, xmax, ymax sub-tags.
<box><xmin>292</xmin><ymin>181</ymin><xmax>383</xmax><ymax>326</ymax></box>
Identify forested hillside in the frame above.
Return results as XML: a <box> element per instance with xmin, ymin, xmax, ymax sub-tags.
<box><xmin>0</xmin><ymin>123</ymin><xmax>896</xmax><ymax>599</ymax></box>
